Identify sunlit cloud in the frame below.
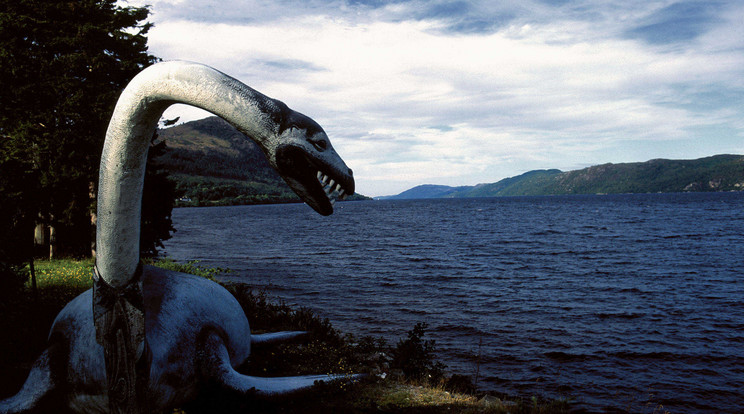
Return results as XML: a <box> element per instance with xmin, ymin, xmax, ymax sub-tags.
<box><xmin>124</xmin><ymin>0</ymin><xmax>744</xmax><ymax>196</ymax></box>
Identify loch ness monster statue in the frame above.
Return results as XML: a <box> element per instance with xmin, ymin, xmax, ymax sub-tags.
<box><xmin>0</xmin><ymin>61</ymin><xmax>357</xmax><ymax>413</ymax></box>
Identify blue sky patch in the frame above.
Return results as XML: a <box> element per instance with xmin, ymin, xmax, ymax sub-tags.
<box><xmin>626</xmin><ymin>1</ymin><xmax>723</xmax><ymax>44</ymax></box>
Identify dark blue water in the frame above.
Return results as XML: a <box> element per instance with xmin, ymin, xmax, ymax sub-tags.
<box><xmin>162</xmin><ymin>193</ymin><xmax>744</xmax><ymax>413</ymax></box>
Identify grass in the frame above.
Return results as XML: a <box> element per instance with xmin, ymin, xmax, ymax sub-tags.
<box><xmin>31</xmin><ymin>258</ymin><xmax>95</xmax><ymax>290</ymax></box>
<box><xmin>0</xmin><ymin>258</ymin><xmax>572</xmax><ymax>413</ymax></box>
<box><xmin>145</xmin><ymin>258</ymin><xmax>229</xmax><ymax>281</ymax></box>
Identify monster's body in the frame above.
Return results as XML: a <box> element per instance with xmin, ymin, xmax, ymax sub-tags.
<box><xmin>4</xmin><ymin>266</ymin><xmax>320</xmax><ymax>413</ymax></box>
<box><xmin>54</xmin><ymin>266</ymin><xmax>250</xmax><ymax>412</ymax></box>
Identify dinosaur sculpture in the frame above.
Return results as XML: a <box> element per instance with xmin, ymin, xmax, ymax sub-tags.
<box><xmin>0</xmin><ymin>61</ymin><xmax>356</xmax><ymax>413</ymax></box>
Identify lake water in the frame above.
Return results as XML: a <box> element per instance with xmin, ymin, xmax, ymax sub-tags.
<box><xmin>162</xmin><ymin>193</ymin><xmax>744</xmax><ymax>413</ymax></box>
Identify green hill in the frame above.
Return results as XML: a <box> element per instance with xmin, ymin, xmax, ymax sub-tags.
<box><xmin>156</xmin><ymin>116</ymin><xmax>368</xmax><ymax>206</ymax></box>
<box><xmin>384</xmin><ymin>155</ymin><xmax>744</xmax><ymax>199</ymax></box>
<box><xmin>376</xmin><ymin>184</ymin><xmax>472</xmax><ymax>200</ymax></box>
<box><xmin>451</xmin><ymin>169</ymin><xmax>563</xmax><ymax>197</ymax></box>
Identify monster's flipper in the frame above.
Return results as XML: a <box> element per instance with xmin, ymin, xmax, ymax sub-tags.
<box><xmin>201</xmin><ymin>331</ymin><xmax>361</xmax><ymax>397</ymax></box>
<box><xmin>0</xmin><ymin>348</ymin><xmax>56</xmax><ymax>414</ymax></box>
<box><xmin>250</xmin><ymin>331</ymin><xmax>307</xmax><ymax>347</ymax></box>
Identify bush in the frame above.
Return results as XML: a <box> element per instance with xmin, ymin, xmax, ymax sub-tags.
<box><xmin>444</xmin><ymin>374</ymin><xmax>477</xmax><ymax>394</ymax></box>
<box><xmin>0</xmin><ymin>261</ymin><xmax>27</xmax><ymax>299</ymax></box>
<box><xmin>149</xmin><ymin>258</ymin><xmax>230</xmax><ymax>281</ymax></box>
<box><xmin>390</xmin><ymin>322</ymin><xmax>446</xmax><ymax>385</ymax></box>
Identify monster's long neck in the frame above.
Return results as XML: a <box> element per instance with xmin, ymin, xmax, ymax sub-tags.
<box><xmin>96</xmin><ymin>61</ymin><xmax>282</xmax><ymax>288</ymax></box>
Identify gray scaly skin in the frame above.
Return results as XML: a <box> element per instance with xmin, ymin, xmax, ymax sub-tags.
<box><xmin>0</xmin><ymin>61</ymin><xmax>357</xmax><ymax>413</ymax></box>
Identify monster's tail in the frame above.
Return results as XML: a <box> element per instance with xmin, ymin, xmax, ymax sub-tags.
<box><xmin>0</xmin><ymin>348</ymin><xmax>56</xmax><ymax>414</ymax></box>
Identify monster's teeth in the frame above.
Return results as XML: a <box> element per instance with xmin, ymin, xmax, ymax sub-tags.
<box><xmin>316</xmin><ymin>171</ymin><xmax>346</xmax><ymax>204</ymax></box>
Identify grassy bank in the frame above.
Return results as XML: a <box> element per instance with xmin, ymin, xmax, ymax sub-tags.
<box><xmin>0</xmin><ymin>259</ymin><xmax>570</xmax><ymax>413</ymax></box>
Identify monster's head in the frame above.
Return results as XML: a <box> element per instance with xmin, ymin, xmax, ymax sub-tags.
<box><xmin>257</xmin><ymin>103</ymin><xmax>355</xmax><ymax>216</ymax></box>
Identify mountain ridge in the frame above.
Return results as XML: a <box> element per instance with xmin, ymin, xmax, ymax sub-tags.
<box><xmin>380</xmin><ymin>155</ymin><xmax>744</xmax><ymax>199</ymax></box>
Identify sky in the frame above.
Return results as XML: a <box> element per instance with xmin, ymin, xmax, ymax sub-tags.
<box><xmin>124</xmin><ymin>0</ymin><xmax>744</xmax><ymax>197</ymax></box>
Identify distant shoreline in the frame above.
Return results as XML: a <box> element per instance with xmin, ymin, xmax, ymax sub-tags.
<box><xmin>379</xmin><ymin>154</ymin><xmax>744</xmax><ymax>200</ymax></box>
<box><xmin>174</xmin><ymin>194</ymin><xmax>372</xmax><ymax>208</ymax></box>
<box><xmin>173</xmin><ymin>189</ymin><xmax>743</xmax><ymax>207</ymax></box>
<box><xmin>375</xmin><ymin>188</ymin><xmax>744</xmax><ymax>201</ymax></box>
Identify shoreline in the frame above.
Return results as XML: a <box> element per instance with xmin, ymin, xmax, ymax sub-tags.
<box><xmin>0</xmin><ymin>258</ymin><xmax>573</xmax><ymax>413</ymax></box>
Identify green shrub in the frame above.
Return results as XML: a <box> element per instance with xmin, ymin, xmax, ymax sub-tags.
<box><xmin>149</xmin><ymin>258</ymin><xmax>230</xmax><ymax>281</ymax></box>
<box><xmin>390</xmin><ymin>322</ymin><xmax>446</xmax><ymax>385</ymax></box>
<box><xmin>0</xmin><ymin>261</ymin><xmax>27</xmax><ymax>299</ymax></box>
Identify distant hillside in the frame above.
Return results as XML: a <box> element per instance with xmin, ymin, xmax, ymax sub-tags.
<box><xmin>156</xmin><ymin>116</ymin><xmax>369</xmax><ymax>206</ymax></box>
<box><xmin>451</xmin><ymin>169</ymin><xmax>562</xmax><ymax>197</ymax></box>
<box><xmin>376</xmin><ymin>184</ymin><xmax>472</xmax><ymax>200</ymax></box>
<box><xmin>382</xmin><ymin>155</ymin><xmax>744</xmax><ymax>199</ymax></box>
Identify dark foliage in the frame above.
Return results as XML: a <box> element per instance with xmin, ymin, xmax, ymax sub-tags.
<box><xmin>390</xmin><ymin>322</ymin><xmax>446</xmax><ymax>385</ymax></box>
<box><xmin>0</xmin><ymin>0</ymin><xmax>165</xmax><ymax>259</ymax></box>
<box><xmin>171</xmin><ymin>175</ymin><xmax>300</xmax><ymax>207</ymax></box>
<box><xmin>0</xmin><ymin>282</ymin><xmax>85</xmax><ymax>403</ymax></box>
<box><xmin>0</xmin><ymin>157</ymin><xmax>35</xmax><ymax>294</ymax></box>
<box><xmin>444</xmin><ymin>374</ymin><xmax>477</xmax><ymax>394</ymax></box>
<box><xmin>140</xmin><ymin>125</ymin><xmax>179</xmax><ymax>257</ymax></box>
<box><xmin>0</xmin><ymin>261</ymin><xmax>27</xmax><ymax>299</ymax></box>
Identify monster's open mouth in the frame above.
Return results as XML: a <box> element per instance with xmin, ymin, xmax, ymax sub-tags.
<box><xmin>316</xmin><ymin>170</ymin><xmax>348</xmax><ymax>205</ymax></box>
<box><xmin>276</xmin><ymin>145</ymin><xmax>355</xmax><ymax>216</ymax></box>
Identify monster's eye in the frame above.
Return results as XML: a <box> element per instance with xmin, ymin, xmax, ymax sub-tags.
<box><xmin>310</xmin><ymin>138</ymin><xmax>327</xmax><ymax>151</ymax></box>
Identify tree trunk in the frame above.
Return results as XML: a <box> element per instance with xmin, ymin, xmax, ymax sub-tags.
<box><xmin>49</xmin><ymin>222</ymin><xmax>56</xmax><ymax>260</ymax></box>
<box><xmin>34</xmin><ymin>222</ymin><xmax>46</xmax><ymax>247</ymax></box>
<box><xmin>29</xmin><ymin>256</ymin><xmax>38</xmax><ymax>302</ymax></box>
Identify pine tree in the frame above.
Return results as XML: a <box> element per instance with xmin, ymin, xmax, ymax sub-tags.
<box><xmin>0</xmin><ymin>0</ymin><xmax>169</xmax><ymax>265</ymax></box>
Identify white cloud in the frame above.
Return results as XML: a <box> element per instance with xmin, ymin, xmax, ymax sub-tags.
<box><xmin>132</xmin><ymin>0</ymin><xmax>744</xmax><ymax>196</ymax></box>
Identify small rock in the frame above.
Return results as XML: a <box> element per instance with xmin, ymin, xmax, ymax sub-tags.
<box><xmin>479</xmin><ymin>395</ymin><xmax>502</xmax><ymax>406</ymax></box>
